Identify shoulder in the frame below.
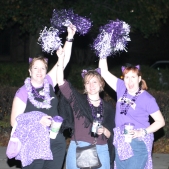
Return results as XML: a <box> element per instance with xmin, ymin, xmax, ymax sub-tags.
<box><xmin>45</xmin><ymin>75</ymin><xmax>54</xmax><ymax>86</ymax></box>
<box><xmin>15</xmin><ymin>85</ymin><xmax>27</xmax><ymax>95</ymax></box>
<box><xmin>141</xmin><ymin>90</ymin><xmax>156</xmax><ymax>100</ymax></box>
<box><xmin>116</xmin><ymin>78</ymin><xmax>125</xmax><ymax>91</ymax></box>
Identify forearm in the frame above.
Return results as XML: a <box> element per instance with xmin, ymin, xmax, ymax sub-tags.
<box><xmin>146</xmin><ymin>120</ymin><xmax>165</xmax><ymax>134</ymax></box>
<box><xmin>57</xmin><ymin>55</ymin><xmax>65</xmax><ymax>86</ymax></box>
<box><xmin>146</xmin><ymin>110</ymin><xmax>165</xmax><ymax>134</ymax></box>
<box><xmin>63</xmin><ymin>39</ymin><xmax>73</xmax><ymax>68</ymax></box>
<box><xmin>99</xmin><ymin>58</ymin><xmax>108</xmax><ymax>71</ymax></box>
<box><xmin>103</xmin><ymin>127</ymin><xmax>111</xmax><ymax>138</ymax></box>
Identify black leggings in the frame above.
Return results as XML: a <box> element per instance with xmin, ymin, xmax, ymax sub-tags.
<box><xmin>22</xmin><ymin>133</ymin><xmax>66</xmax><ymax>169</ymax></box>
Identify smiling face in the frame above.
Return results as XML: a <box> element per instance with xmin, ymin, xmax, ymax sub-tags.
<box><xmin>124</xmin><ymin>70</ymin><xmax>141</xmax><ymax>94</ymax></box>
<box><xmin>29</xmin><ymin>60</ymin><xmax>47</xmax><ymax>86</ymax></box>
<box><xmin>84</xmin><ymin>75</ymin><xmax>102</xmax><ymax>96</ymax></box>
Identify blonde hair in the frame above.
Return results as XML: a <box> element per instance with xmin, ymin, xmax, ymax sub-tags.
<box><xmin>29</xmin><ymin>56</ymin><xmax>48</xmax><ymax>70</ymax></box>
<box><xmin>123</xmin><ymin>67</ymin><xmax>148</xmax><ymax>90</ymax></box>
<box><xmin>83</xmin><ymin>70</ymin><xmax>105</xmax><ymax>94</ymax></box>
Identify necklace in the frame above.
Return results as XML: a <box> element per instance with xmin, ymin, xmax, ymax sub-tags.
<box><xmin>88</xmin><ymin>97</ymin><xmax>100</xmax><ymax>102</ymax></box>
<box><xmin>87</xmin><ymin>96</ymin><xmax>103</xmax><ymax>120</ymax></box>
<box><xmin>31</xmin><ymin>85</ymin><xmax>45</xmax><ymax>99</ymax></box>
<box><xmin>120</xmin><ymin>88</ymin><xmax>141</xmax><ymax>115</ymax></box>
<box><xmin>24</xmin><ymin>77</ymin><xmax>52</xmax><ymax>109</ymax></box>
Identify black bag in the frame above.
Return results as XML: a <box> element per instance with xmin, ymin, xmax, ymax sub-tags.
<box><xmin>76</xmin><ymin>144</ymin><xmax>102</xmax><ymax>169</ymax></box>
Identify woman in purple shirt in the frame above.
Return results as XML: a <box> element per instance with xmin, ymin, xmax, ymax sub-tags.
<box><xmin>10</xmin><ymin>25</ymin><xmax>76</xmax><ymax>169</ymax></box>
<box><xmin>99</xmin><ymin>58</ymin><xmax>165</xmax><ymax>169</ymax></box>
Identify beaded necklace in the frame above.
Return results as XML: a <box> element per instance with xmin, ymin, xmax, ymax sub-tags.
<box><xmin>31</xmin><ymin>85</ymin><xmax>45</xmax><ymax>99</ymax></box>
<box><xmin>120</xmin><ymin>88</ymin><xmax>141</xmax><ymax>115</ymax></box>
<box><xmin>24</xmin><ymin>77</ymin><xmax>52</xmax><ymax>109</ymax></box>
<box><xmin>87</xmin><ymin>96</ymin><xmax>103</xmax><ymax>121</ymax></box>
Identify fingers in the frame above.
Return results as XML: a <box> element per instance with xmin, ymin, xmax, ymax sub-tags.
<box><xmin>132</xmin><ymin>130</ymin><xmax>142</xmax><ymax>138</ymax></box>
<box><xmin>56</xmin><ymin>47</ymin><xmax>65</xmax><ymax>57</ymax></box>
<box><xmin>67</xmin><ymin>24</ymin><xmax>76</xmax><ymax>35</ymax></box>
<box><xmin>40</xmin><ymin>116</ymin><xmax>52</xmax><ymax>127</ymax></box>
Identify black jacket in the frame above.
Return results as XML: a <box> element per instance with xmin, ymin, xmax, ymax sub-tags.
<box><xmin>58</xmin><ymin>81</ymin><xmax>115</xmax><ymax>169</ymax></box>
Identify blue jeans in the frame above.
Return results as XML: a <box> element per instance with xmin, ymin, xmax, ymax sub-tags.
<box><xmin>66</xmin><ymin>141</ymin><xmax>110</xmax><ymax>169</ymax></box>
<box><xmin>115</xmin><ymin>138</ymin><xmax>148</xmax><ymax>169</ymax></box>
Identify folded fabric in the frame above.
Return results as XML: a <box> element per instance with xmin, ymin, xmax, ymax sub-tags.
<box><xmin>6</xmin><ymin>134</ymin><xmax>22</xmax><ymax>159</ymax></box>
<box><xmin>14</xmin><ymin>111</ymin><xmax>53</xmax><ymax>167</ymax></box>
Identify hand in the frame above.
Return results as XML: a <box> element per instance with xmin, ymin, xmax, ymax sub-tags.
<box><xmin>97</xmin><ymin>125</ymin><xmax>104</xmax><ymax>135</ymax></box>
<box><xmin>40</xmin><ymin>115</ymin><xmax>52</xmax><ymax>127</ymax></box>
<box><xmin>56</xmin><ymin>46</ymin><xmax>65</xmax><ymax>58</ymax></box>
<box><xmin>132</xmin><ymin>129</ymin><xmax>143</xmax><ymax>138</ymax></box>
<box><xmin>67</xmin><ymin>24</ymin><xmax>76</xmax><ymax>38</ymax></box>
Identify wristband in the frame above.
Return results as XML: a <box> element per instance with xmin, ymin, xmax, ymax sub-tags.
<box><xmin>66</xmin><ymin>37</ymin><xmax>74</xmax><ymax>42</ymax></box>
<box><xmin>142</xmin><ymin>129</ymin><xmax>147</xmax><ymax>137</ymax></box>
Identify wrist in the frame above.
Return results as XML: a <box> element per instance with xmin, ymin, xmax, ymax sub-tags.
<box><xmin>141</xmin><ymin>128</ymin><xmax>147</xmax><ymax>137</ymax></box>
<box><xmin>66</xmin><ymin>36</ymin><xmax>74</xmax><ymax>42</ymax></box>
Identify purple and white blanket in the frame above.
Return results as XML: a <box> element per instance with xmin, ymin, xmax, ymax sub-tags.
<box><xmin>14</xmin><ymin>111</ymin><xmax>53</xmax><ymax>167</ymax></box>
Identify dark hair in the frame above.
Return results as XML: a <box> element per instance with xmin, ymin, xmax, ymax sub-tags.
<box><xmin>122</xmin><ymin>64</ymin><xmax>148</xmax><ymax>90</ymax></box>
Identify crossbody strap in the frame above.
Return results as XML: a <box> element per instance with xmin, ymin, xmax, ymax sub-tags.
<box><xmin>74</xmin><ymin>134</ymin><xmax>97</xmax><ymax>146</ymax></box>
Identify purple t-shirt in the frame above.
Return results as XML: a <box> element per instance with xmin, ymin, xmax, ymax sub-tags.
<box><xmin>15</xmin><ymin>75</ymin><xmax>54</xmax><ymax>103</ymax></box>
<box><xmin>115</xmin><ymin>79</ymin><xmax>159</xmax><ymax>129</ymax></box>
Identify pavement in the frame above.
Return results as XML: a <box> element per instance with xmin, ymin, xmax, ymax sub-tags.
<box><xmin>0</xmin><ymin>146</ymin><xmax>169</xmax><ymax>169</ymax></box>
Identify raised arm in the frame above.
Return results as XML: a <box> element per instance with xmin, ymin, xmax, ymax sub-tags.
<box><xmin>99</xmin><ymin>58</ymin><xmax>118</xmax><ymax>91</ymax></box>
<box><xmin>56</xmin><ymin>47</ymin><xmax>65</xmax><ymax>86</ymax></box>
<box><xmin>48</xmin><ymin>24</ymin><xmax>76</xmax><ymax>86</ymax></box>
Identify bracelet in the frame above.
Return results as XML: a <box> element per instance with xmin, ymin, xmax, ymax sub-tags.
<box><xmin>142</xmin><ymin>129</ymin><xmax>147</xmax><ymax>137</ymax></box>
<box><xmin>66</xmin><ymin>37</ymin><xmax>74</xmax><ymax>42</ymax></box>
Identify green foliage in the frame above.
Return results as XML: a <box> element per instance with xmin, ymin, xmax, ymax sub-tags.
<box><xmin>0</xmin><ymin>62</ymin><xmax>168</xmax><ymax>139</ymax></box>
<box><xmin>0</xmin><ymin>0</ymin><xmax>168</xmax><ymax>36</ymax></box>
<box><xmin>0</xmin><ymin>115</ymin><xmax>10</xmax><ymax>128</ymax></box>
<box><xmin>1</xmin><ymin>62</ymin><xmax>169</xmax><ymax>90</ymax></box>
<box><xmin>0</xmin><ymin>62</ymin><xmax>28</xmax><ymax>87</ymax></box>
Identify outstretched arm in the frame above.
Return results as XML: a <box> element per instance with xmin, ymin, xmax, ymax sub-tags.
<box><xmin>48</xmin><ymin>24</ymin><xmax>76</xmax><ymax>86</ymax></box>
<box><xmin>99</xmin><ymin>58</ymin><xmax>118</xmax><ymax>91</ymax></box>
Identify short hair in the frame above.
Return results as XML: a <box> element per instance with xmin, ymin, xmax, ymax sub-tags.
<box><xmin>29</xmin><ymin>56</ymin><xmax>48</xmax><ymax>70</ymax></box>
<box><xmin>83</xmin><ymin>70</ymin><xmax>105</xmax><ymax>93</ymax></box>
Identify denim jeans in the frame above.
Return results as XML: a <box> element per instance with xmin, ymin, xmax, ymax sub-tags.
<box><xmin>115</xmin><ymin>138</ymin><xmax>148</xmax><ymax>169</ymax></box>
<box><xmin>66</xmin><ymin>141</ymin><xmax>110</xmax><ymax>169</ymax></box>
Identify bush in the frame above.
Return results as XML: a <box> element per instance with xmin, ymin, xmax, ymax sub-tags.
<box><xmin>0</xmin><ymin>63</ymin><xmax>168</xmax><ymax>139</ymax></box>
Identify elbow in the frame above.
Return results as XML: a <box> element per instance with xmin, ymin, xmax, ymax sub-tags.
<box><xmin>58</xmin><ymin>79</ymin><xmax>65</xmax><ymax>86</ymax></box>
<box><xmin>10</xmin><ymin>120</ymin><xmax>14</xmax><ymax>127</ymax></box>
<box><xmin>162</xmin><ymin>119</ymin><xmax>165</xmax><ymax>127</ymax></box>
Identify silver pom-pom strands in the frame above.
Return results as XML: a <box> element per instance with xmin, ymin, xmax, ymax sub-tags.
<box><xmin>38</xmin><ymin>27</ymin><xmax>62</xmax><ymax>55</ymax></box>
<box><xmin>50</xmin><ymin>9</ymin><xmax>92</xmax><ymax>35</ymax></box>
<box><xmin>92</xmin><ymin>19</ymin><xmax>131</xmax><ymax>58</ymax></box>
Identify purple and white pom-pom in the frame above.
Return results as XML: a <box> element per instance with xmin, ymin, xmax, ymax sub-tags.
<box><xmin>73</xmin><ymin>14</ymin><xmax>92</xmax><ymax>35</ymax></box>
<box><xmin>92</xmin><ymin>19</ymin><xmax>130</xmax><ymax>58</ymax></box>
<box><xmin>38</xmin><ymin>27</ymin><xmax>62</xmax><ymax>55</ymax></box>
<box><xmin>50</xmin><ymin>9</ymin><xmax>92</xmax><ymax>35</ymax></box>
<box><xmin>50</xmin><ymin>9</ymin><xmax>74</xmax><ymax>34</ymax></box>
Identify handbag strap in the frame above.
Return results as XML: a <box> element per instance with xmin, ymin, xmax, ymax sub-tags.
<box><xmin>74</xmin><ymin>133</ymin><xmax>97</xmax><ymax>146</ymax></box>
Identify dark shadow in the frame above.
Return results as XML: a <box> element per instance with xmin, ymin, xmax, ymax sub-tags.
<box><xmin>7</xmin><ymin>158</ymin><xmax>21</xmax><ymax>168</ymax></box>
<box><xmin>104</xmin><ymin>83</ymin><xmax>117</xmax><ymax>102</ymax></box>
<box><xmin>149</xmin><ymin>116</ymin><xmax>165</xmax><ymax>141</ymax></box>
